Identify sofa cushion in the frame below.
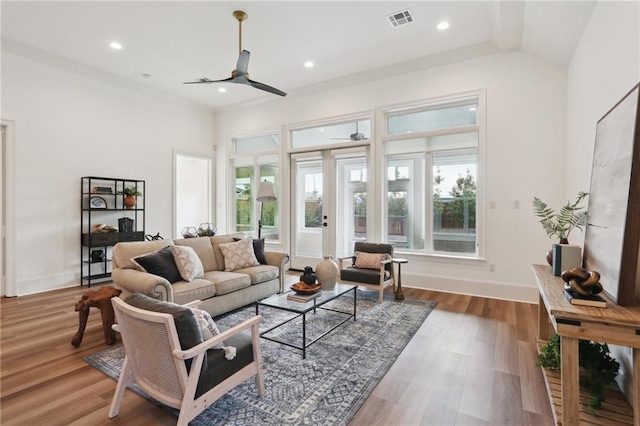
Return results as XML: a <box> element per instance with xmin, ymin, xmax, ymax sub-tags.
<box><xmin>234</xmin><ymin>264</ymin><xmax>279</xmax><ymax>284</ymax></box>
<box><xmin>202</xmin><ymin>271</ymin><xmax>251</xmax><ymax>295</ymax></box>
<box><xmin>234</xmin><ymin>237</ymin><xmax>267</xmax><ymax>265</ymax></box>
<box><xmin>340</xmin><ymin>266</ymin><xmax>390</xmax><ymax>285</ymax></box>
<box><xmin>131</xmin><ymin>246</ymin><xmax>183</xmax><ymax>283</ymax></box>
<box><xmin>218</xmin><ymin>238</ymin><xmax>260</xmax><ymax>271</ymax></box>
<box><xmin>112</xmin><ymin>240</ymin><xmax>174</xmax><ymax>270</ymax></box>
<box><xmin>210</xmin><ymin>234</ymin><xmax>245</xmax><ymax>271</ymax></box>
<box><xmin>171</xmin><ymin>279</ymin><xmax>217</xmax><ymax>305</ymax></box>
<box><xmin>170</xmin><ymin>245</ymin><xmax>204</xmax><ymax>281</ymax></box>
<box><xmin>174</xmin><ymin>237</ymin><xmax>218</xmax><ymax>272</ymax></box>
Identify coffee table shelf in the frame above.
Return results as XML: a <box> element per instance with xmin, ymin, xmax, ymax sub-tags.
<box><xmin>256</xmin><ymin>283</ymin><xmax>357</xmax><ymax>359</ymax></box>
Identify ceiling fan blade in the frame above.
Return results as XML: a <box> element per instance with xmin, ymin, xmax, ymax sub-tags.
<box><xmin>183</xmin><ymin>77</ymin><xmax>233</xmax><ymax>85</ymax></box>
<box><xmin>235</xmin><ymin>50</ymin><xmax>250</xmax><ymax>76</ymax></box>
<box><xmin>247</xmin><ymin>78</ymin><xmax>287</xmax><ymax>97</ymax></box>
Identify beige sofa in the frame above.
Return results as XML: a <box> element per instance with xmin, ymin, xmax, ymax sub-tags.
<box><xmin>111</xmin><ymin>233</ymin><xmax>288</xmax><ymax>317</ymax></box>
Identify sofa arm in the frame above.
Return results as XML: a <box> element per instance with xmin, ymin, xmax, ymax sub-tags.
<box><xmin>264</xmin><ymin>251</ymin><xmax>289</xmax><ymax>293</ymax></box>
<box><xmin>111</xmin><ymin>268</ymin><xmax>173</xmax><ymax>302</ymax></box>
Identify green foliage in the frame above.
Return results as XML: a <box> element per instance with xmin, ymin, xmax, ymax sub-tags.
<box><xmin>532</xmin><ymin>191</ymin><xmax>588</xmax><ymax>241</ymax></box>
<box><xmin>120</xmin><ymin>186</ymin><xmax>142</xmax><ymax>196</ymax></box>
<box><xmin>537</xmin><ymin>333</ymin><xmax>620</xmax><ymax>413</ymax></box>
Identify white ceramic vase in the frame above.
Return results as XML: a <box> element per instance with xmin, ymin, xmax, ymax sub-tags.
<box><xmin>316</xmin><ymin>255</ymin><xmax>338</xmax><ymax>290</ymax></box>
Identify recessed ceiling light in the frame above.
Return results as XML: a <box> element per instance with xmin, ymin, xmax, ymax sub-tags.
<box><xmin>304</xmin><ymin>61</ymin><xmax>314</xmax><ymax>68</ymax></box>
<box><xmin>218</xmin><ymin>87</ymin><xmax>227</xmax><ymax>93</ymax></box>
<box><xmin>437</xmin><ymin>21</ymin><xmax>450</xmax><ymax>31</ymax></box>
<box><xmin>109</xmin><ymin>41</ymin><xmax>123</xmax><ymax>50</ymax></box>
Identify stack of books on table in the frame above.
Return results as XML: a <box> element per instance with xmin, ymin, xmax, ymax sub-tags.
<box><xmin>287</xmin><ymin>292</ymin><xmax>321</xmax><ymax>303</ymax></box>
<box><xmin>563</xmin><ymin>288</ymin><xmax>607</xmax><ymax>308</ymax></box>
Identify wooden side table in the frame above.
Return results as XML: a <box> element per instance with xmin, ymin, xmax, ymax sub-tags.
<box><xmin>532</xmin><ymin>264</ymin><xmax>640</xmax><ymax>426</ymax></box>
<box><xmin>393</xmin><ymin>258</ymin><xmax>408</xmax><ymax>301</ymax></box>
<box><xmin>71</xmin><ymin>286</ymin><xmax>122</xmax><ymax>347</ymax></box>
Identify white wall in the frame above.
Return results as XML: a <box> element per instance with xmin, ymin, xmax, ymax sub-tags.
<box><xmin>1</xmin><ymin>51</ymin><xmax>216</xmax><ymax>295</ymax></box>
<box><xmin>566</xmin><ymin>0</ymin><xmax>640</xmax><ymax>404</ymax></box>
<box><xmin>216</xmin><ymin>50</ymin><xmax>568</xmax><ymax>303</ymax></box>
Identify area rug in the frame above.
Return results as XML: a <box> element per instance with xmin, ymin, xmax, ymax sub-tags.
<box><xmin>84</xmin><ymin>291</ymin><xmax>436</xmax><ymax>425</ymax></box>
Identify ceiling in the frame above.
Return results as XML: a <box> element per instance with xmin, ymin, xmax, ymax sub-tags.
<box><xmin>1</xmin><ymin>1</ymin><xmax>596</xmax><ymax>111</ymax></box>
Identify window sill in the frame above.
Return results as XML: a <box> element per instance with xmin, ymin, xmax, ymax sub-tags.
<box><xmin>394</xmin><ymin>251</ymin><xmax>487</xmax><ymax>266</ymax></box>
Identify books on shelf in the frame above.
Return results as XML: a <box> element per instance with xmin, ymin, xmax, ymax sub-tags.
<box><xmin>563</xmin><ymin>289</ymin><xmax>607</xmax><ymax>308</ymax></box>
<box><xmin>286</xmin><ymin>292</ymin><xmax>321</xmax><ymax>303</ymax></box>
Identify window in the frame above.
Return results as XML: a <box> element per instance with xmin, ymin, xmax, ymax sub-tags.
<box><xmin>383</xmin><ymin>95</ymin><xmax>481</xmax><ymax>256</ymax></box>
<box><xmin>231</xmin><ymin>132</ymin><xmax>280</xmax><ymax>240</ymax></box>
<box><xmin>174</xmin><ymin>153</ymin><xmax>212</xmax><ymax>239</ymax></box>
<box><xmin>291</xmin><ymin>119</ymin><xmax>371</xmax><ymax>149</ymax></box>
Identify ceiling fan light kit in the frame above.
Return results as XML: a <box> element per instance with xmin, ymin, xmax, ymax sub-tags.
<box><xmin>183</xmin><ymin>10</ymin><xmax>287</xmax><ymax>97</ymax></box>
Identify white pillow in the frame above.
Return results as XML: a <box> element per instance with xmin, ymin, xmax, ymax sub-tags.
<box><xmin>190</xmin><ymin>308</ymin><xmax>236</xmax><ymax>360</ymax></box>
<box><xmin>218</xmin><ymin>237</ymin><xmax>259</xmax><ymax>271</ymax></box>
<box><xmin>170</xmin><ymin>245</ymin><xmax>204</xmax><ymax>282</ymax></box>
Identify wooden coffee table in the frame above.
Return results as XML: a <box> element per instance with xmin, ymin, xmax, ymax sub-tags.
<box><xmin>256</xmin><ymin>283</ymin><xmax>356</xmax><ymax>359</ymax></box>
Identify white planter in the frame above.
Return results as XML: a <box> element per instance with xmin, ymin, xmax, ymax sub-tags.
<box><xmin>316</xmin><ymin>255</ymin><xmax>338</xmax><ymax>290</ymax></box>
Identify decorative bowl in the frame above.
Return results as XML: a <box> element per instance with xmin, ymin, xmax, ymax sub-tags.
<box><xmin>290</xmin><ymin>282</ymin><xmax>322</xmax><ymax>295</ymax></box>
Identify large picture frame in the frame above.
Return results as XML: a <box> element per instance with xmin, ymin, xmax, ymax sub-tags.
<box><xmin>583</xmin><ymin>83</ymin><xmax>640</xmax><ymax>306</ymax></box>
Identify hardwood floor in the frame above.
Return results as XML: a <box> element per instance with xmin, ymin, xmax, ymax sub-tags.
<box><xmin>0</xmin><ymin>282</ymin><xmax>554</xmax><ymax>425</ymax></box>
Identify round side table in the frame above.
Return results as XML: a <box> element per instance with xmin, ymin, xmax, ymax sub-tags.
<box><xmin>393</xmin><ymin>258</ymin><xmax>408</xmax><ymax>301</ymax></box>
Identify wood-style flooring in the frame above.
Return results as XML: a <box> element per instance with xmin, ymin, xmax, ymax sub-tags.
<box><xmin>0</xmin><ymin>279</ymin><xmax>554</xmax><ymax>425</ymax></box>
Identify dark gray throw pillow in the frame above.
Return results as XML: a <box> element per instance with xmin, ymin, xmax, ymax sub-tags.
<box><xmin>124</xmin><ymin>293</ymin><xmax>205</xmax><ymax>372</ymax></box>
<box><xmin>132</xmin><ymin>246</ymin><xmax>183</xmax><ymax>283</ymax></box>
<box><xmin>234</xmin><ymin>237</ymin><xmax>267</xmax><ymax>265</ymax></box>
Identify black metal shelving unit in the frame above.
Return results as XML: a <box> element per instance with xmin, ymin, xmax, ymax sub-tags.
<box><xmin>81</xmin><ymin>176</ymin><xmax>145</xmax><ymax>287</ymax></box>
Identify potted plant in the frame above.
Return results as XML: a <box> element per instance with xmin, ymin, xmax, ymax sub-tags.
<box><xmin>532</xmin><ymin>191</ymin><xmax>588</xmax><ymax>264</ymax></box>
<box><xmin>537</xmin><ymin>333</ymin><xmax>619</xmax><ymax>413</ymax></box>
<box><xmin>120</xmin><ymin>186</ymin><xmax>142</xmax><ymax>210</ymax></box>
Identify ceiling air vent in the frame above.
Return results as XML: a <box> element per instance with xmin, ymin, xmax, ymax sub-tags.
<box><xmin>387</xmin><ymin>9</ymin><xmax>414</xmax><ymax>28</ymax></box>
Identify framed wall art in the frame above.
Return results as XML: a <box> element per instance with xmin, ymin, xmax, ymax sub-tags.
<box><xmin>583</xmin><ymin>83</ymin><xmax>640</xmax><ymax>306</ymax></box>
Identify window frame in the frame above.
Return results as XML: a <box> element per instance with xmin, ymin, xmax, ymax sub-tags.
<box><xmin>379</xmin><ymin>90</ymin><xmax>486</xmax><ymax>260</ymax></box>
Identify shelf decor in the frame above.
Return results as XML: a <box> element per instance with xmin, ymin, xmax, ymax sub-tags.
<box><xmin>89</xmin><ymin>196</ymin><xmax>107</xmax><ymax>209</ymax></box>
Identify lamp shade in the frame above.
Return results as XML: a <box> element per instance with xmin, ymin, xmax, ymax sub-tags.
<box><xmin>256</xmin><ymin>181</ymin><xmax>276</xmax><ymax>202</ymax></box>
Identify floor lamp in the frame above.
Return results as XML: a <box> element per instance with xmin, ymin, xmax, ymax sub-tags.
<box><xmin>256</xmin><ymin>181</ymin><xmax>276</xmax><ymax>239</ymax></box>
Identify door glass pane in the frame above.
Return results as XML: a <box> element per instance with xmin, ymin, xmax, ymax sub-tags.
<box><xmin>235</xmin><ymin>167</ymin><xmax>254</xmax><ymax>233</ymax></box>
<box><xmin>259</xmin><ymin>165</ymin><xmax>279</xmax><ymax>240</ymax></box>
<box><xmin>433</xmin><ymin>149</ymin><xmax>477</xmax><ymax>253</ymax></box>
<box><xmin>295</xmin><ymin>160</ymin><xmax>323</xmax><ymax>258</ymax></box>
<box><xmin>335</xmin><ymin>156</ymin><xmax>367</xmax><ymax>259</ymax></box>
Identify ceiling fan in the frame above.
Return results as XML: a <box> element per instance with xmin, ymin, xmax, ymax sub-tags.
<box><xmin>183</xmin><ymin>10</ymin><xmax>286</xmax><ymax>97</ymax></box>
<box><xmin>331</xmin><ymin>122</ymin><xmax>367</xmax><ymax>141</ymax></box>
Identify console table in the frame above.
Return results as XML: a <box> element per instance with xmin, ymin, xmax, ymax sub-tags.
<box><xmin>533</xmin><ymin>264</ymin><xmax>640</xmax><ymax>426</ymax></box>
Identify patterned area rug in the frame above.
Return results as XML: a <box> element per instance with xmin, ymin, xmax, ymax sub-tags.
<box><xmin>84</xmin><ymin>290</ymin><xmax>436</xmax><ymax>425</ymax></box>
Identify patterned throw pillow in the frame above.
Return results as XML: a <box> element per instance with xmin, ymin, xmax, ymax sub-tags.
<box><xmin>190</xmin><ymin>308</ymin><xmax>236</xmax><ymax>360</ymax></box>
<box><xmin>170</xmin><ymin>245</ymin><xmax>204</xmax><ymax>282</ymax></box>
<box><xmin>218</xmin><ymin>237</ymin><xmax>260</xmax><ymax>271</ymax></box>
<box><xmin>354</xmin><ymin>251</ymin><xmax>391</xmax><ymax>270</ymax></box>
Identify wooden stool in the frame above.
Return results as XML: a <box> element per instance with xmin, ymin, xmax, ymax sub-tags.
<box><xmin>71</xmin><ymin>286</ymin><xmax>122</xmax><ymax>347</ymax></box>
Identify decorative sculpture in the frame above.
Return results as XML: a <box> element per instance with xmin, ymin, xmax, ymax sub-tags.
<box><xmin>561</xmin><ymin>267</ymin><xmax>603</xmax><ymax>296</ymax></box>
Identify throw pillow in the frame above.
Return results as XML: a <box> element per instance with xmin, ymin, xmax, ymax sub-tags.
<box><xmin>190</xmin><ymin>308</ymin><xmax>236</xmax><ymax>360</ymax></box>
<box><xmin>234</xmin><ymin>237</ymin><xmax>267</xmax><ymax>265</ymax></box>
<box><xmin>354</xmin><ymin>251</ymin><xmax>391</xmax><ymax>270</ymax></box>
<box><xmin>170</xmin><ymin>245</ymin><xmax>204</xmax><ymax>282</ymax></box>
<box><xmin>218</xmin><ymin>237</ymin><xmax>259</xmax><ymax>271</ymax></box>
<box><xmin>131</xmin><ymin>246</ymin><xmax>183</xmax><ymax>283</ymax></box>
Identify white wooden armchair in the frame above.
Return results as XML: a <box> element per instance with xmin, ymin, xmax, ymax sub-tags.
<box><xmin>108</xmin><ymin>295</ymin><xmax>264</xmax><ymax>426</ymax></box>
<box><xmin>338</xmin><ymin>242</ymin><xmax>396</xmax><ymax>302</ymax></box>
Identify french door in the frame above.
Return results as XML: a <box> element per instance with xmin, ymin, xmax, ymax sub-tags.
<box><xmin>290</xmin><ymin>147</ymin><xmax>369</xmax><ymax>270</ymax></box>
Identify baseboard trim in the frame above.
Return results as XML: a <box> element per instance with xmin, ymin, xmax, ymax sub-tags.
<box><xmin>400</xmin><ymin>272</ymin><xmax>539</xmax><ymax>304</ymax></box>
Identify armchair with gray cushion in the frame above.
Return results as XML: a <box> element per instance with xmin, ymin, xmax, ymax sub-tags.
<box><xmin>338</xmin><ymin>242</ymin><xmax>396</xmax><ymax>302</ymax></box>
